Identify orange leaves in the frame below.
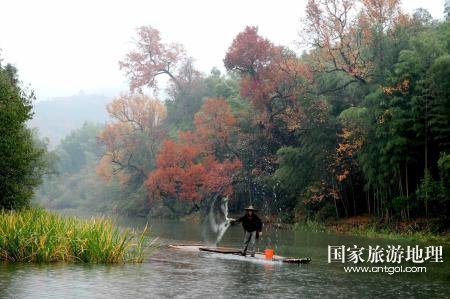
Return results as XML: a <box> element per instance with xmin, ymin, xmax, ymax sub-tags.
<box><xmin>147</xmin><ymin>138</ymin><xmax>242</xmax><ymax>202</ymax></box>
<box><xmin>148</xmin><ymin>155</ymin><xmax>206</xmax><ymax>201</ymax></box>
<box><xmin>279</xmin><ymin>106</ymin><xmax>306</xmax><ymax>132</ymax></box>
<box><xmin>96</xmin><ymin>122</ymin><xmax>134</xmax><ymax>183</ymax></box>
<box><xmin>154</xmin><ymin>132</ymin><xmax>202</xmax><ymax>170</ymax></box>
<box><xmin>304</xmin><ymin>0</ymin><xmax>405</xmax><ymax>83</ymax></box>
<box><xmin>333</xmin><ymin>128</ymin><xmax>363</xmax><ymax>182</ymax></box>
<box><xmin>337</xmin><ymin>170</ymin><xmax>350</xmax><ymax>182</ymax></box>
<box><xmin>98</xmin><ymin>122</ymin><xmax>133</xmax><ymax>154</ymax></box>
<box><xmin>147</xmin><ymin>99</ymin><xmax>242</xmax><ymax>202</ymax></box>
<box><xmin>194</xmin><ymin>98</ymin><xmax>237</xmax><ymax>150</ymax></box>
<box><xmin>99</xmin><ymin>94</ymin><xmax>166</xmax><ymax>150</ymax></box>
<box><xmin>382</xmin><ymin>79</ymin><xmax>410</xmax><ymax>95</ymax></box>
<box><xmin>96</xmin><ymin>93</ymin><xmax>166</xmax><ymax>184</ymax></box>
<box><xmin>304</xmin><ymin>0</ymin><xmax>356</xmax><ymax>47</ymax></box>
<box><xmin>360</xmin><ymin>0</ymin><xmax>403</xmax><ymax>31</ymax></box>
<box><xmin>304</xmin><ymin>0</ymin><xmax>371</xmax><ymax>82</ymax></box>
<box><xmin>96</xmin><ymin>155</ymin><xmax>113</xmax><ymax>183</ymax></box>
<box><xmin>106</xmin><ymin>93</ymin><xmax>166</xmax><ymax>131</ymax></box>
<box><xmin>202</xmin><ymin>157</ymin><xmax>242</xmax><ymax>196</ymax></box>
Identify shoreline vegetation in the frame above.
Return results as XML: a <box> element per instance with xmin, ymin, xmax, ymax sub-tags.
<box><xmin>0</xmin><ymin>209</ymin><xmax>152</xmax><ymax>263</ymax></box>
<box><xmin>295</xmin><ymin>216</ymin><xmax>450</xmax><ymax>244</ymax></box>
<box><xmin>52</xmin><ymin>207</ymin><xmax>450</xmax><ymax>244</ymax></box>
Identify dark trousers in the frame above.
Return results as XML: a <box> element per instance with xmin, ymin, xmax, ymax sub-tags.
<box><xmin>242</xmin><ymin>231</ymin><xmax>257</xmax><ymax>256</ymax></box>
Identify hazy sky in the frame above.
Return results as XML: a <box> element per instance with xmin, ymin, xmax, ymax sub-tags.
<box><xmin>0</xmin><ymin>0</ymin><xmax>446</xmax><ymax>100</ymax></box>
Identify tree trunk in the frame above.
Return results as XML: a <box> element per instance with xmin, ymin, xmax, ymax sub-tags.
<box><xmin>333</xmin><ymin>197</ymin><xmax>339</xmax><ymax>219</ymax></box>
<box><xmin>406</xmin><ymin>163</ymin><xmax>410</xmax><ymax>219</ymax></box>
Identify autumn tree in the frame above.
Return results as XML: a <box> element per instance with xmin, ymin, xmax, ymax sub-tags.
<box><xmin>360</xmin><ymin>0</ymin><xmax>403</xmax><ymax>32</ymax></box>
<box><xmin>120</xmin><ymin>26</ymin><xmax>206</xmax><ymax>132</ymax></box>
<box><xmin>146</xmin><ymin>132</ymin><xmax>242</xmax><ymax>203</ymax></box>
<box><xmin>297</xmin><ymin>0</ymin><xmax>428</xmax><ymax>220</ymax></box>
<box><xmin>303</xmin><ymin>0</ymin><xmax>404</xmax><ymax>87</ymax></box>
<box><xmin>147</xmin><ymin>99</ymin><xmax>242</xmax><ymax>206</ymax></box>
<box><xmin>303</xmin><ymin>0</ymin><xmax>370</xmax><ymax>84</ymax></box>
<box><xmin>119</xmin><ymin>26</ymin><xmax>187</xmax><ymax>93</ymax></box>
<box><xmin>225</xmin><ymin>27</ymin><xmax>312</xmax><ymax>119</ymax></box>
<box><xmin>224</xmin><ymin>27</ymin><xmax>314</xmax><ymax>178</ymax></box>
<box><xmin>223</xmin><ymin>27</ymin><xmax>330</xmax><ymax>216</ymax></box>
<box><xmin>97</xmin><ymin>93</ymin><xmax>166</xmax><ymax>187</ymax></box>
<box><xmin>194</xmin><ymin>97</ymin><xmax>239</xmax><ymax>157</ymax></box>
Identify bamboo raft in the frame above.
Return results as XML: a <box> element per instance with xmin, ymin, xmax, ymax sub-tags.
<box><xmin>168</xmin><ymin>244</ymin><xmax>311</xmax><ymax>264</ymax></box>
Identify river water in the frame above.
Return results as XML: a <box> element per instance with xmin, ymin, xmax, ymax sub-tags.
<box><xmin>0</xmin><ymin>216</ymin><xmax>449</xmax><ymax>298</ymax></box>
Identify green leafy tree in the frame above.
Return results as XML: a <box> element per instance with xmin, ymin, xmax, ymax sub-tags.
<box><xmin>0</xmin><ymin>61</ymin><xmax>48</xmax><ymax>209</ymax></box>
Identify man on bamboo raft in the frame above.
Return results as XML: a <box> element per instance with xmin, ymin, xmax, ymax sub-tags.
<box><xmin>230</xmin><ymin>205</ymin><xmax>262</xmax><ymax>257</ymax></box>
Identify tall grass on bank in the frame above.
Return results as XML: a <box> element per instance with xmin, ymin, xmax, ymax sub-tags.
<box><xmin>0</xmin><ymin>209</ymin><xmax>153</xmax><ymax>263</ymax></box>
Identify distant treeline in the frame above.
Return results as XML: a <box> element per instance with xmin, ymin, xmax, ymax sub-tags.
<box><xmin>28</xmin><ymin>93</ymin><xmax>110</xmax><ymax>147</ymax></box>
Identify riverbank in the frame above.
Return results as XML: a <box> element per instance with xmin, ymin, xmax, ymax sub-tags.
<box><xmin>0</xmin><ymin>209</ymin><xmax>151</xmax><ymax>263</ymax></box>
<box><xmin>295</xmin><ymin>216</ymin><xmax>450</xmax><ymax>243</ymax></box>
<box><xmin>43</xmin><ymin>207</ymin><xmax>450</xmax><ymax>244</ymax></box>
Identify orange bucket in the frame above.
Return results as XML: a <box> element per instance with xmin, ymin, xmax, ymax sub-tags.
<box><xmin>264</xmin><ymin>249</ymin><xmax>274</xmax><ymax>260</ymax></box>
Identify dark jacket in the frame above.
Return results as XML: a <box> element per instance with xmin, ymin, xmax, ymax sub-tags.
<box><xmin>235</xmin><ymin>213</ymin><xmax>262</xmax><ymax>233</ymax></box>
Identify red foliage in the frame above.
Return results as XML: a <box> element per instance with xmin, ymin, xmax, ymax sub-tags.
<box><xmin>225</xmin><ymin>27</ymin><xmax>312</xmax><ymax>112</ymax></box>
<box><xmin>224</xmin><ymin>26</ymin><xmax>278</xmax><ymax>76</ymax></box>
<box><xmin>147</xmin><ymin>101</ymin><xmax>241</xmax><ymax>202</ymax></box>
<box><xmin>147</xmin><ymin>133</ymin><xmax>241</xmax><ymax>201</ymax></box>
<box><xmin>202</xmin><ymin>157</ymin><xmax>242</xmax><ymax>196</ymax></box>
<box><xmin>194</xmin><ymin>97</ymin><xmax>237</xmax><ymax>150</ymax></box>
<box><xmin>119</xmin><ymin>26</ymin><xmax>186</xmax><ymax>92</ymax></box>
<box><xmin>239</xmin><ymin>56</ymin><xmax>313</xmax><ymax>110</ymax></box>
<box><xmin>224</xmin><ymin>26</ymin><xmax>313</xmax><ymax>139</ymax></box>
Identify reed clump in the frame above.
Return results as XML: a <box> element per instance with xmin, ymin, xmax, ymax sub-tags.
<box><xmin>0</xmin><ymin>209</ymin><xmax>152</xmax><ymax>263</ymax></box>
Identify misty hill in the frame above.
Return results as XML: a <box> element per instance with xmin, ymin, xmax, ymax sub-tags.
<box><xmin>28</xmin><ymin>92</ymin><xmax>112</xmax><ymax>147</ymax></box>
